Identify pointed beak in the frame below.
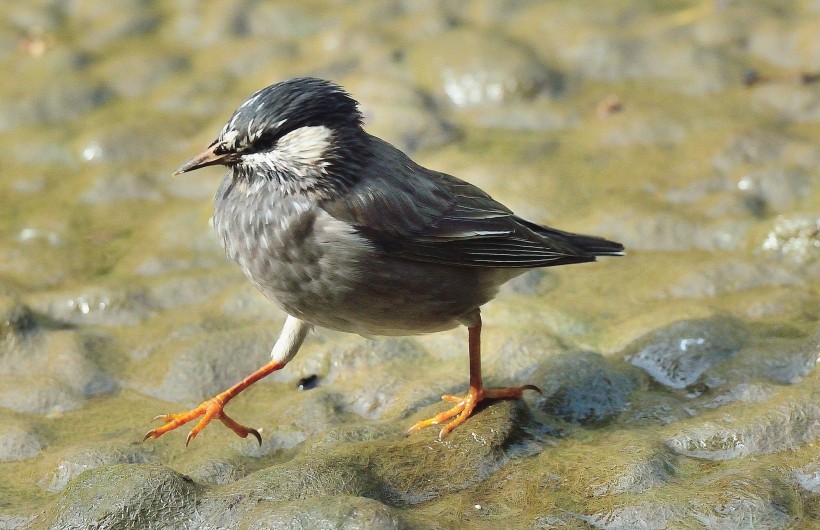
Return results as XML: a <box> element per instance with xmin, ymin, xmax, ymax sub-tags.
<box><xmin>173</xmin><ymin>143</ymin><xmax>236</xmax><ymax>176</ymax></box>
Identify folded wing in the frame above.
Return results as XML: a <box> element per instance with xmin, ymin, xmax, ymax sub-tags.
<box><xmin>321</xmin><ymin>136</ymin><xmax>623</xmax><ymax>269</ymax></box>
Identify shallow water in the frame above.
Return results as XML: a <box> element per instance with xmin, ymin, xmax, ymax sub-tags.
<box><xmin>0</xmin><ymin>1</ymin><xmax>817</xmax><ymax>529</ymax></box>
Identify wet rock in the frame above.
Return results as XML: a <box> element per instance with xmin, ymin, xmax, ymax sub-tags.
<box><xmin>626</xmin><ymin>316</ymin><xmax>747</xmax><ymax>391</ymax></box>
<box><xmin>63</xmin><ymin>0</ymin><xmax>160</xmax><ymax>50</ymax></box>
<box><xmin>0</xmin><ymin>238</ymin><xmax>71</xmax><ymax>290</ymax></box>
<box><xmin>164</xmin><ymin>0</ymin><xmax>248</xmax><ymax>47</ymax></box>
<box><xmin>746</xmin><ymin>16</ymin><xmax>820</xmax><ymax>69</ymax></box>
<box><xmin>141</xmin><ymin>326</ymin><xmax>277</xmax><ymax>402</ymax></box>
<box><xmin>700</xmin><ymin>383</ymin><xmax>774</xmax><ymax>409</ymax></box>
<box><xmin>0</xmin><ymin>378</ymin><xmax>84</xmax><ymax>415</ymax></box>
<box><xmin>148</xmin><ymin>210</ymin><xmax>222</xmax><ymax>253</ymax></box>
<box><xmin>336</xmin><ymin>372</ymin><xmax>405</xmax><ymax>421</ymax></box>
<box><xmin>667</xmin><ymin>401</ymin><xmax>820</xmax><ymax>460</ymax></box>
<box><xmin>536</xmin><ymin>351</ymin><xmax>635</xmax><ymax>426</ymax></box>
<box><xmin>302</xmin><ymin>422</ymin><xmax>402</xmax><ymax>454</ymax></box>
<box><xmin>600</xmin><ymin>118</ymin><xmax>687</xmax><ymax>147</ymax></box>
<box><xmin>41</xmin><ymin>443</ymin><xmax>157</xmax><ymax>492</ymax></box>
<box><xmin>501</xmin><ymin>269</ymin><xmax>557</xmax><ymax>296</ymax></box>
<box><xmin>233</xmin><ymin>427</ymin><xmax>308</xmax><ymax>458</ymax></box>
<box><xmin>0</xmin><ymin>514</ymin><xmax>36</xmax><ymax>530</ymax></box>
<box><xmin>689</xmin><ymin>471</ymin><xmax>799</xmax><ymax>529</ymax></box>
<box><xmin>406</xmin><ymin>28</ymin><xmax>560</xmax><ymax>108</ymax></box>
<box><xmin>224</xmin><ymin>387</ymin><xmax>354</xmax><ymax>459</ymax></box>
<box><xmin>174</xmin><ymin>451</ymin><xmax>249</xmax><ymax>486</ymax></box>
<box><xmin>600</xmin><ymin>210</ymin><xmax>751</xmax><ymax>252</ymax></box>
<box><xmin>198</xmin><ymin>399</ymin><xmax>531</xmax><ymax>527</ymax></box>
<box><xmin>26</xmin><ymin>286</ymin><xmax>152</xmax><ymax>326</ymax></box>
<box><xmin>724</xmin><ymin>332</ymin><xmax>819</xmax><ymax>385</ymax></box>
<box><xmin>793</xmin><ymin>460</ymin><xmax>819</xmax><ymax>494</ymax></box>
<box><xmin>238</xmin><ymin>2</ymin><xmax>334</xmax><ymax>40</ymax></box>
<box><xmin>80</xmin><ymin>171</ymin><xmax>164</xmax><ymax>204</ymax></box>
<box><xmin>752</xmin><ymin>84</ymin><xmax>820</xmax><ymax>123</ymax></box>
<box><xmin>761</xmin><ymin>214</ymin><xmax>820</xmax><ymax>266</ymax></box>
<box><xmin>513</xmin><ymin>4</ymin><xmax>737</xmax><ymax>94</ymax></box>
<box><xmin>25</xmin><ymin>286</ymin><xmax>155</xmax><ymax>327</ymax></box>
<box><xmin>0</xmin><ymin>422</ymin><xmax>44</xmax><ymax>461</ymax></box>
<box><xmin>711</xmin><ymin>131</ymin><xmax>786</xmax><ymax>174</ymax></box>
<box><xmin>665</xmin><ymin>259</ymin><xmax>803</xmax><ymax>298</ymax></box>
<box><xmin>79</xmin><ymin>111</ymin><xmax>194</xmax><ymax>166</ymax></box>
<box><xmin>574</xmin><ymin>465</ymin><xmax>803</xmax><ymax>528</ymax></box>
<box><xmin>345</xmin><ymin>76</ymin><xmax>455</xmax><ymax>152</ymax></box>
<box><xmin>736</xmin><ymin>168</ymin><xmax>811</xmax><ymax>214</ymax></box>
<box><xmin>7</xmin><ymin>4</ymin><xmax>62</xmax><ymax>32</ymax></box>
<box><xmin>217</xmin><ymin>283</ymin><xmax>283</xmax><ymax>322</ymax></box>
<box><xmin>0</xmin><ymin>73</ymin><xmax>111</xmax><ymax>131</ymax></box>
<box><xmin>579</xmin><ymin>501</ymin><xmax>684</xmax><ymax>530</ymax></box>
<box><xmin>485</xmin><ymin>333</ymin><xmax>564</xmax><ymax>383</ymax></box>
<box><xmin>135</xmin><ymin>255</ymin><xmax>223</xmax><ymax>277</ymax></box>
<box><xmin>0</xmin><ymin>327</ymin><xmax>115</xmax><ymax>414</ymax></box>
<box><xmin>294</xmin><ymin>337</ymin><xmax>440</xmax><ymax>422</ymax></box>
<box><xmin>242</xmin><ymin>495</ymin><xmax>404</xmax><ymax>530</ymax></box>
<box><xmin>578</xmin><ymin>440</ymin><xmax>677</xmax><ymax>497</ymax></box>
<box><xmin>43</xmin><ymin>464</ymin><xmax>199</xmax><ymax>530</ymax></box>
<box><xmin>0</xmin><ymin>297</ymin><xmax>37</xmax><ymax>335</ymax></box>
<box><xmin>148</xmin><ymin>271</ymin><xmax>241</xmax><ymax>311</ymax></box>
<box><xmin>97</xmin><ymin>52</ymin><xmax>188</xmax><ymax>99</ymax></box>
<box><xmin>602</xmin><ymin>454</ymin><xmax>677</xmax><ymax>496</ymax></box>
<box><xmin>322</xmin><ymin>338</ymin><xmax>428</xmax><ymax>383</ymax></box>
<box><xmin>465</xmin><ymin>97</ymin><xmax>578</xmax><ymax>131</ymax></box>
<box><xmin>655</xmin><ymin>175</ymin><xmax>725</xmax><ymax>207</ymax></box>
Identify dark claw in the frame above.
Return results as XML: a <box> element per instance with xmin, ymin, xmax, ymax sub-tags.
<box><xmin>248</xmin><ymin>428</ymin><xmax>262</xmax><ymax>446</ymax></box>
<box><xmin>185</xmin><ymin>431</ymin><xmax>197</xmax><ymax>447</ymax></box>
<box><xmin>523</xmin><ymin>384</ymin><xmax>543</xmax><ymax>395</ymax></box>
<box><xmin>142</xmin><ymin>431</ymin><xmax>154</xmax><ymax>442</ymax></box>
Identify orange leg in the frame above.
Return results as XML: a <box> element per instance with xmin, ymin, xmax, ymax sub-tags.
<box><xmin>145</xmin><ymin>315</ymin><xmax>311</xmax><ymax>446</ymax></box>
<box><xmin>144</xmin><ymin>360</ymin><xmax>285</xmax><ymax>446</ymax></box>
<box><xmin>408</xmin><ymin>317</ymin><xmax>540</xmax><ymax>440</ymax></box>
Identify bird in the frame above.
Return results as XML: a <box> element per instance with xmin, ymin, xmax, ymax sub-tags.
<box><xmin>144</xmin><ymin>77</ymin><xmax>623</xmax><ymax>445</ymax></box>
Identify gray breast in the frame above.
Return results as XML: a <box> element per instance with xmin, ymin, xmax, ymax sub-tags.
<box><xmin>213</xmin><ymin>174</ymin><xmax>515</xmax><ymax>336</ymax></box>
<box><xmin>213</xmin><ymin>175</ymin><xmax>371</xmax><ymax>322</ymax></box>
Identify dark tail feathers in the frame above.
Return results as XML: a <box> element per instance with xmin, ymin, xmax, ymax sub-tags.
<box><xmin>564</xmin><ymin>232</ymin><xmax>624</xmax><ymax>256</ymax></box>
<box><xmin>519</xmin><ymin>217</ymin><xmax>624</xmax><ymax>258</ymax></box>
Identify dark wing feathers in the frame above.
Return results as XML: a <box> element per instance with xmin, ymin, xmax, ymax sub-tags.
<box><xmin>321</xmin><ymin>135</ymin><xmax>623</xmax><ymax>268</ymax></box>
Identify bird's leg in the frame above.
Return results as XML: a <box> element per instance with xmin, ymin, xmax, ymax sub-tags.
<box><xmin>144</xmin><ymin>316</ymin><xmax>311</xmax><ymax>446</ymax></box>
<box><xmin>144</xmin><ymin>361</ymin><xmax>285</xmax><ymax>446</ymax></box>
<box><xmin>408</xmin><ymin>316</ymin><xmax>540</xmax><ymax>440</ymax></box>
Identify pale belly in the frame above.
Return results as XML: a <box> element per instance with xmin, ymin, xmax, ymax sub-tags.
<box><xmin>244</xmin><ymin>224</ymin><xmax>515</xmax><ymax>336</ymax></box>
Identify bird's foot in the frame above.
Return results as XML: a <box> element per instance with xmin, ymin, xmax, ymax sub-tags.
<box><xmin>407</xmin><ymin>384</ymin><xmax>541</xmax><ymax>440</ymax></box>
<box><xmin>143</xmin><ymin>396</ymin><xmax>261</xmax><ymax>446</ymax></box>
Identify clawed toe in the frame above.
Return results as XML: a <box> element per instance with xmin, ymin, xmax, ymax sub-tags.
<box><xmin>143</xmin><ymin>397</ymin><xmax>262</xmax><ymax>446</ymax></box>
<box><xmin>408</xmin><ymin>383</ymin><xmax>539</xmax><ymax>439</ymax></box>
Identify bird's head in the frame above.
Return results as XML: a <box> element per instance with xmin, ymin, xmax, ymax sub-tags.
<box><xmin>174</xmin><ymin>77</ymin><xmax>367</xmax><ymax>194</ymax></box>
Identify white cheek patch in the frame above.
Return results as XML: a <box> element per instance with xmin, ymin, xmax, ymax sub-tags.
<box><xmin>242</xmin><ymin>125</ymin><xmax>333</xmax><ymax>189</ymax></box>
<box><xmin>276</xmin><ymin>125</ymin><xmax>333</xmax><ymax>166</ymax></box>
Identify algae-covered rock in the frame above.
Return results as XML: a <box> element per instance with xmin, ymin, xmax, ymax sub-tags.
<box><xmin>44</xmin><ymin>463</ymin><xmax>200</xmax><ymax>530</ymax></box>
<box><xmin>241</xmin><ymin>495</ymin><xmax>405</xmax><ymax>530</ymax></box>
<box><xmin>626</xmin><ymin>316</ymin><xmax>747</xmax><ymax>391</ymax></box>
<box><xmin>667</xmin><ymin>401</ymin><xmax>820</xmax><ymax>460</ymax></box>
<box><xmin>536</xmin><ymin>351</ymin><xmax>636</xmax><ymax>426</ymax></box>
